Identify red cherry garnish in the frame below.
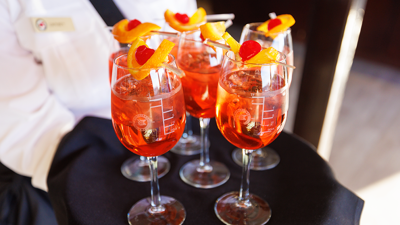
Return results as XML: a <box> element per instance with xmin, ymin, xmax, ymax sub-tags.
<box><xmin>174</xmin><ymin>13</ymin><xmax>190</xmax><ymax>24</ymax></box>
<box><xmin>239</xmin><ymin>40</ymin><xmax>262</xmax><ymax>61</ymax></box>
<box><xmin>127</xmin><ymin>19</ymin><xmax>142</xmax><ymax>31</ymax></box>
<box><xmin>135</xmin><ymin>45</ymin><xmax>155</xmax><ymax>66</ymax></box>
<box><xmin>267</xmin><ymin>18</ymin><xmax>282</xmax><ymax>31</ymax></box>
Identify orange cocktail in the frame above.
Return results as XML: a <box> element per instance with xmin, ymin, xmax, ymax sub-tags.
<box><xmin>214</xmin><ymin>50</ymin><xmax>289</xmax><ymax>225</ymax></box>
<box><xmin>235</xmin><ymin>18</ymin><xmax>294</xmax><ymax>170</ymax></box>
<box><xmin>111</xmin><ymin>74</ymin><xmax>186</xmax><ymax>157</ymax></box>
<box><xmin>178</xmin><ymin>48</ymin><xmax>220</xmax><ymax>118</ymax></box>
<box><xmin>176</xmin><ymin>30</ymin><xmax>229</xmax><ymax>189</ymax></box>
<box><xmin>163</xmin><ymin>7</ymin><xmax>208</xmax><ymax>156</ymax></box>
<box><xmin>216</xmin><ymin>68</ymin><xmax>287</xmax><ymax>150</ymax></box>
<box><xmin>111</xmin><ymin>52</ymin><xmax>187</xmax><ymax>224</ymax></box>
<box><xmin>108</xmin><ymin>21</ymin><xmax>176</xmax><ymax>182</ymax></box>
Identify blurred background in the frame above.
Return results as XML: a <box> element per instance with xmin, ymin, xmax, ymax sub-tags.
<box><xmin>198</xmin><ymin>0</ymin><xmax>400</xmax><ymax>224</ymax></box>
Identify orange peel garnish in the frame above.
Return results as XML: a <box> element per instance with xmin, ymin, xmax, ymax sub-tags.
<box><xmin>164</xmin><ymin>7</ymin><xmax>206</xmax><ymax>32</ymax></box>
<box><xmin>222</xmin><ymin>32</ymin><xmax>241</xmax><ymax>54</ymax></box>
<box><xmin>188</xmin><ymin>7</ymin><xmax>207</xmax><ymax>25</ymax></box>
<box><xmin>200</xmin><ymin>22</ymin><xmax>226</xmax><ymax>41</ymax></box>
<box><xmin>257</xmin><ymin>14</ymin><xmax>295</xmax><ymax>38</ymax></box>
<box><xmin>127</xmin><ymin>39</ymin><xmax>175</xmax><ymax>80</ymax></box>
<box><xmin>220</xmin><ymin>33</ymin><xmax>280</xmax><ymax>64</ymax></box>
<box><xmin>112</xmin><ymin>19</ymin><xmax>161</xmax><ymax>43</ymax></box>
<box><xmin>246</xmin><ymin>47</ymin><xmax>280</xmax><ymax>64</ymax></box>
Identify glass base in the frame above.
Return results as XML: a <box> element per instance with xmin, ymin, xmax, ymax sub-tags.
<box><xmin>179</xmin><ymin>159</ymin><xmax>230</xmax><ymax>189</ymax></box>
<box><xmin>170</xmin><ymin>134</ymin><xmax>202</xmax><ymax>155</ymax></box>
<box><xmin>121</xmin><ymin>156</ymin><xmax>170</xmax><ymax>182</ymax></box>
<box><xmin>214</xmin><ymin>191</ymin><xmax>271</xmax><ymax>225</ymax></box>
<box><xmin>232</xmin><ymin>147</ymin><xmax>280</xmax><ymax>171</ymax></box>
<box><xmin>128</xmin><ymin>196</ymin><xmax>186</xmax><ymax>225</ymax></box>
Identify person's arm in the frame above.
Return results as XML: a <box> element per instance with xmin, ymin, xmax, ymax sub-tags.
<box><xmin>0</xmin><ymin>1</ymin><xmax>75</xmax><ymax>191</ymax></box>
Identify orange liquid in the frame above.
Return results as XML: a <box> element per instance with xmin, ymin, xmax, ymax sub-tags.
<box><xmin>216</xmin><ymin>70</ymin><xmax>288</xmax><ymax>150</ymax></box>
<box><xmin>109</xmin><ymin>48</ymin><xmax>129</xmax><ymax>83</ymax></box>
<box><xmin>178</xmin><ymin>49</ymin><xmax>221</xmax><ymax>118</ymax></box>
<box><xmin>111</xmin><ymin>75</ymin><xmax>186</xmax><ymax>156</ymax></box>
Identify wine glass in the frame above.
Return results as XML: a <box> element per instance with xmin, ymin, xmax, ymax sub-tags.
<box><xmin>229</xmin><ymin>22</ymin><xmax>293</xmax><ymax>171</ymax></box>
<box><xmin>160</xmin><ymin>31</ymin><xmax>202</xmax><ymax>156</ymax></box>
<box><xmin>111</xmin><ymin>52</ymin><xmax>186</xmax><ymax>224</ymax></box>
<box><xmin>161</xmin><ymin>24</ymin><xmax>202</xmax><ymax>156</ymax></box>
<box><xmin>176</xmin><ymin>30</ymin><xmax>230</xmax><ymax>188</ymax></box>
<box><xmin>214</xmin><ymin>50</ymin><xmax>289</xmax><ymax>224</ymax></box>
<box><xmin>108</xmin><ymin>33</ymin><xmax>171</xmax><ymax>181</ymax></box>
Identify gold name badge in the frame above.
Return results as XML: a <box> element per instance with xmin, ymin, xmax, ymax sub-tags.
<box><xmin>30</xmin><ymin>17</ymin><xmax>75</xmax><ymax>33</ymax></box>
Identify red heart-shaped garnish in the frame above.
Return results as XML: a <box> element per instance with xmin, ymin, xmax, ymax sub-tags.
<box><xmin>127</xmin><ymin>19</ymin><xmax>142</xmax><ymax>31</ymax></box>
<box><xmin>239</xmin><ymin>40</ymin><xmax>262</xmax><ymax>61</ymax></box>
<box><xmin>268</xmin><ymin>18</ymin><xmax>282</xmax><ymax>31</ymax></box>
<box><xmin>135</xmin><ymin>45</ymin><xmax>155</xmax><ymax>66</ymax></box>
<box><xmin>175</xmin><ymin>13</ymin><xmax>189</xmax><ymax>24</ymax></box>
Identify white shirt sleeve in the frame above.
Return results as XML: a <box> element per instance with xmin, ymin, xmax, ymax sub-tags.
<box><xmin>0</xmin><ymin>0</ymin><xmax>198</xmax><ymax>192</ymax></box>
<box><xmin>0</xmin><ymin>1</ymin><xmax>75</xmax><ymax>191</ymax></box>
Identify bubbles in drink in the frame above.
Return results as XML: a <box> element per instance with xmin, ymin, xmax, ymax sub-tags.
<box><xmin>227</xmin><ymin>70</ymin><xmax>263</xmax><ymax>93</ymax></box>
<box><xmin>178</xmin><ymin>48</ymin><xmax>221</xmax><ymax>118</ymax></box>
<box><xmin>222</xmin><ymin>69</ymin><xmax>285</xmax><ymax>94</ymax></box>
<box><xmin>113</xmin><ymin>75</ymin><xmax>153</xmax><ymax>100</ymax></box>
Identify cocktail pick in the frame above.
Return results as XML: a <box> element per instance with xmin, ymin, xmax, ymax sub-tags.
<box><xmin>107</xmin><ymin>26</ymin><xmax>180</xmax><ymax>38</ymax></box>
<box><xmin>224</xmin><ymin>20</ymin><xmax>233</xmax><ymax>29</ymax></box>
<box><xmin>206</xmin><ymin>13</ymin><xmax>235</xmax><ymax>21</ymax></box>
<box><xmin>114</xmin><ymin>13</ymin><xmax>235</xmax><ymax>31</ymax></box>
<box><xmin>269</xmin><ymin>12</ymin><xmax>277</xmax><ymax>19</ymax></box>
<box><xmin>108</xmin><ymin>13</ymin><xmax>235</xmax><ymax>38</ymax></box>
<box><xmin>149</xmin><ymin>31</ymin><xmax>179</xmax><ymax>37</ymax></box>
<box><xmin>155</xmin><ymin>13</ymin><xmax>235</xmax><ymax>21</ymax></box>
<box><xmin>162</xmin><ymin>62</ymin><xmax>184</xmax><ymax>77</ymax></box>
<box><xmin>203</xmin><ymin>38</ymin><xmax>296</xmax><ymax>69</ymax></box>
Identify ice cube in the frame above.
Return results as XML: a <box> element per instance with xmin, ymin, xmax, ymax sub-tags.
<box><xmin>228</xmin><ymin>73</ymin><xmax>242</xmax><ymax>86</ymax></box>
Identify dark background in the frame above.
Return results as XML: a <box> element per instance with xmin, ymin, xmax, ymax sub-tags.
<box><xmin>210</xmin><ymin>0</ymin><xmax>400</xmax><ymax>69</ymax></box>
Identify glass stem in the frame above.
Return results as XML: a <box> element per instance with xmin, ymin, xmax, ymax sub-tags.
<box><xmin>239</xmin><ymin>149</ymin><xmax>252</xmax><ymax>203</ymax></box>
<box><xmin>182</xmin><ymin>112</ymin><xmax>192</xmax><ymax>139</ymax></box>
<box><xmin>148</xmin><ymin>156</ymin><xmax>165</xmax><ymax>213</ymax></box>
<box><xmin>199</xmin><ymin>118</ymin><xmax>211</xmax><ymax>171</ymax></box>
<box><xmin>187</xmin><ymin>113</ymin><xmax>193</xmax><ymax>136</ymax></box>
<box><xmin>181</xmin><ymin>113</ymin><xmax>189</xmax><ymax>139</ymax></box>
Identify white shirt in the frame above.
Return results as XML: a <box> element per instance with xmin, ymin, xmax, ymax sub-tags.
<box><xmin>0</xmin><ymin>0</ymin><xmax>196</xmax><ymax>191</ymax></box>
